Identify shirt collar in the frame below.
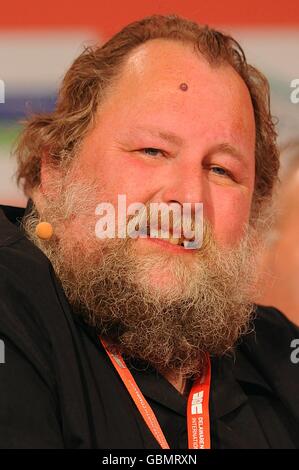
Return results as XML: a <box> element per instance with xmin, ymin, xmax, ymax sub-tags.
<box><xmin>76</xmin><ymin>314</ymin><xmax>275</xmax><ymax>420</ymax></box>
<box><xmin>129</xmin><ymin>346</ymin><xmax>275</xmax><ymax>421</ymax></box>
<box><xmin>128</xmin><ymin>360</ymin><xmax>187</xmax><ymax>417</ymax></box>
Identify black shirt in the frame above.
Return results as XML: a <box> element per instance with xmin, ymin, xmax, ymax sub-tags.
<box><xmin>0</xmin><ymin>204</ymin><xmax>298</xmax><ymax>449</ymax></box>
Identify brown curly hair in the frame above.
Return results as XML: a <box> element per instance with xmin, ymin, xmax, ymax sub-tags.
<box><xmin>14</xmin><ymin>14</ymin><xmax>279</xmax><ymax>207</ymax></box>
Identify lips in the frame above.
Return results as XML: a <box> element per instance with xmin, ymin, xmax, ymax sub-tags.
<box><xmin>145</xmin><ymin>228</ymin><xmax>199</xmax><ymax>250</ymax></box>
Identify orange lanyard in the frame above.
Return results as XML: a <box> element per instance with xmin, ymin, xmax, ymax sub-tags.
<box><xmin>100</xmin><ymin>337</ymin><xmax>211</xmax><ymax>449</ymax></box>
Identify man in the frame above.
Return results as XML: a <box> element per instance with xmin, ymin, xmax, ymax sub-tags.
<box><xmin>0</xmin><ymin>14</ymin><xmax>298</xmax><ymax>449</ymax></box>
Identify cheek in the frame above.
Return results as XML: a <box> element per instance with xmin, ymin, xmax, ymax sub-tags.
<box><xmin>206</xmin><ymin>188</ymin><xmax>253</xmax><ymax>245</ymax></box>
<box><xmin>92</xmin><ymin>152</ymin><xmax>158</xmax><ymax>205</ymax></box>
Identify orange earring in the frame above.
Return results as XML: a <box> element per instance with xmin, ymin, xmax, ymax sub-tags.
<box><xmin>35</xmin><ymin>221</ymin><xmax>53</xmax><ymax>240</ymax></box>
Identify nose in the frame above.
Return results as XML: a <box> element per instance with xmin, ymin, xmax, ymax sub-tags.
<box><xmin>159</xmin><ymin>161</ymin><xmax>205</xmax><ymax>208</ymax></box>
<box><xmin>155</xmin><ymin>162</ymin><xmax>205</xmax><ymax>240</ymax></box>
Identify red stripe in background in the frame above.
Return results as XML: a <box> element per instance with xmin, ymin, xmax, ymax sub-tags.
<box><xmin>1</xmin><ymin>0</ymin><xmax>299</xmax><ymax>39</ymax></box>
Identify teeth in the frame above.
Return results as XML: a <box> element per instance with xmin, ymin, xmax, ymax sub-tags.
<box><xmin>183</xmin><ymin>240</ymin><xmax>199</xmax><ymax>249</ymax></box>
<box><xmin>146</xmin><ymin>229</ymin><xmax>193</xmax><ymax>247</ymax></box>
<box><xmin>168</xmin><ymin>237</ymin><xmax>180</xmax><ymax>245</ymax></box>
<box><xmin>148</xmin><ymin>229</ymin><xmax>181</xmax><ymax>246</ymax></box>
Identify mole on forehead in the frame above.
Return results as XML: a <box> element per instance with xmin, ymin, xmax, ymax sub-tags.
<box><xmin>179</xmin><ymin>82</ymin><xmax>188</xmax><ymax>91</ymax></box>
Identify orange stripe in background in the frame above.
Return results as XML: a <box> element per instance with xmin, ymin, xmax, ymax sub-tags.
<box><xmin>1</xmin><ymin>0</ymin><xmax>299</xmax><ymax>39</ymax></box>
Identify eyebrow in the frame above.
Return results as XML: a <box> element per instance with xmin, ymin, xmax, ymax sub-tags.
<box><xmin>130</xmin><ymin>127</ymin><xmax>248</xmax><ymax>162</ymax></box>
<box><xmin>130</xmin><ymin>127</ymin><xmax>184</xmax><ymax>146</ymax></box>
<box><xmin>206</xmin><ymin>142</ymin><xmax>248</xmax><ymax>163</ymax></box>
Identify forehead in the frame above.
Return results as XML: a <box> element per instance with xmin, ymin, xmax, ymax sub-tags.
<box><xmin>98</xmin><ymin>39</ymin><xmax>255</xmax><ymax>152</ymax></box>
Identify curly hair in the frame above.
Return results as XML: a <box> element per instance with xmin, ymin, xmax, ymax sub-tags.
<box><xmin>14</xmin><ymin>14</ymin><xmax>279</xmax><ymax>207</ymax></box>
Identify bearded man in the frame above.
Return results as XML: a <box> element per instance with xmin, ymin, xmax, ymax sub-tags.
<box><xmin>0</xmin><ymin>14</ymin><xmax>298</xmax><ymax>449</ymax></box>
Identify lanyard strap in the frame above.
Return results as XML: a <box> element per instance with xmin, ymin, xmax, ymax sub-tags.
<box><xmin>100</xmin><ymin>337</ymin><xmax>211</xmax><ymax>449</ymax></box>
<box><xmin>187</xmin><ymin>353</ymin><xmax>211</xmax><ymax>449</ymax></box>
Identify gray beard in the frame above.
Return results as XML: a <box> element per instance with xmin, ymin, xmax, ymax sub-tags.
<box><xmin>24</xmin><ymin>214</ymin><xmax>258</xmax><ymax>378</ymax></box>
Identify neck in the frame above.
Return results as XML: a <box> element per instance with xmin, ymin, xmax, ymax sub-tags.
<box><xmin>162</xmin><ymin>370</ymin><xmax>189</xmax><ymax>396</ymax></box>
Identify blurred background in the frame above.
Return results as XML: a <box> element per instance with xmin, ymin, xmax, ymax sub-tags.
<box><xmin>0</xmin><ymin>0</ymin><xmax>299</xmax><ymax>322</ymax></box>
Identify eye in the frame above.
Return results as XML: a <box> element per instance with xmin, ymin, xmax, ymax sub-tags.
<box><xmin>139</xmin><ymin>147</ymin><xmax>164</xmax><ymax>157</ymax></box>
<box><xmin>210</xmin><ymin>166</ymin><xmax>231</xmax><ymax>178</ymax></box>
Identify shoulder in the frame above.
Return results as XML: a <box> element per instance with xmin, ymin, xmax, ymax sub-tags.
<box><xmin>245</xmin><ymin>304</ymin><xmax>299</xmax><ymax>352</ymax></box>
<box><xmin>240</xmin><ymin>304</ymin><xmax>299</xmax><ymax>365</ymax></box>
<box><xmin>0</xmin><ymin>206</ymin><xmax>60</xmax><ymax>329</ymax></box>
<box><xmin>0</xmin><ymin>207</ymin><xmax>74</xmax><ymax>378</ymax></box>
<box><xmin>237</xmin><ymin>305</ymin><xmax>299</xmax><ymax>420</ymax></box>
<box><xmin>255</xmin><ymin>304</ymin><xmax>299</xmax><ymax>330</ymax></box>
